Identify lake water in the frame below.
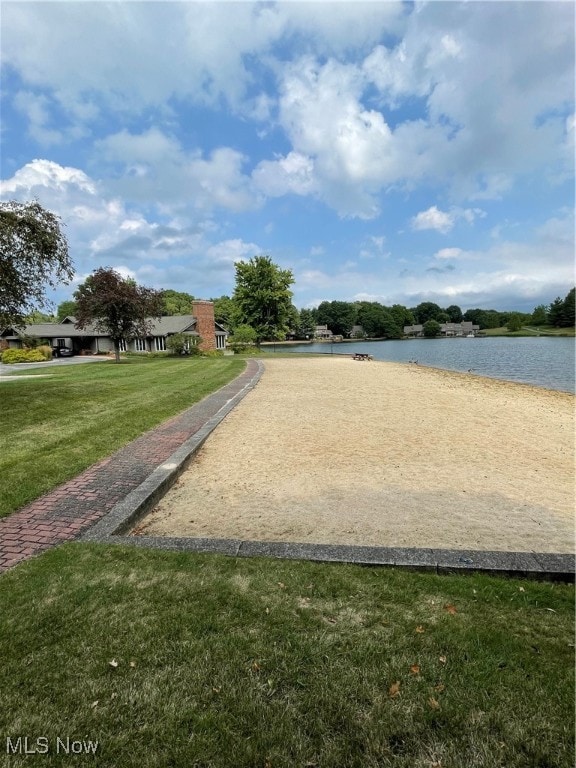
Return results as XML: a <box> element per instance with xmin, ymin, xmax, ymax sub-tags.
<box><xmin>265</xmin><ymin>337</ymin><xmax>575</xmax><ymax>393</ymax></box>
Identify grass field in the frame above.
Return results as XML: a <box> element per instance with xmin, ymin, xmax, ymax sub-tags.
<box><xmin>0</xmin><ymin>544</ymin><xmax>573</xmax><ymax>768</ymax></box>
<box><xmin>0</xmin><ymin>356</ymin><xmax>244</xmax><ymax>518</ymax></box>
<box><xmin>483</xmin><ymin>326</ymin><xmax>575</xmax><ymax>337</ymax></box>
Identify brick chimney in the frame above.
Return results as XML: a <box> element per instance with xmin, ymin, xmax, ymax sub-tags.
<box><xmin>192</xmin><ymin>300</ymin><xmax>216</xmax><ymax>351</ymax></box>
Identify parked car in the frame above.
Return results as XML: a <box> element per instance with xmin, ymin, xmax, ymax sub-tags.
<box><xmin>52</xmin><ymin>346</ymin><xmax>74</xmax><ymax>358</ymax></box>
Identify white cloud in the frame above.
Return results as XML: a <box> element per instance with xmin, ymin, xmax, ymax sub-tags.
<box><xmin>434</xmin><ymin>247</ymin><xmax>466</xmax><ymax>261</ymax></box>
<box><xmin>412</xmin><ymin>206</ymin><xmax>455</xmax><ymax>234</ymax></box>
<box><xmin>94</xmin><ymin>129</ymin><xmax>259</xmax><ymax>213</ymax></box>
<box><xmin>412</xmin><ymin>206</ymin><xmax>486</xmax><ymax>234</ymax></box>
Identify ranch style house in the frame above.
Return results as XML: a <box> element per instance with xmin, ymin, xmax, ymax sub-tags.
<box><xmin>0</xmin><ymin>300</ymin><xmax>228</xmax><ymax>355</ymax></box>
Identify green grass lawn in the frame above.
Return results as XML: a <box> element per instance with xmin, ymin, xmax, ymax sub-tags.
<box><xmin>0</xmin><ymin>357</ymin><xmax>244</xmax><ymax>518</ymax></box>
<box><xmin>0</xmin><ymin>544</ymin><xmax>573</xmax><ymax>767</ymax></box>
<box><xmin>483</xmin><ymin>326</ymin><xmax>575</xmax><ymax>337</ymax></box>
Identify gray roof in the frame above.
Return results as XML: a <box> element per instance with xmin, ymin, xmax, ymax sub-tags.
<box><xmin>1</xmin><ymin>315</ymin><xmax>228</xmax><ymax>339</ymax></box>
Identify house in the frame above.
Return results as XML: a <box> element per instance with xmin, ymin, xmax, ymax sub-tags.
<box><xmin>349</xmin><ymin>325</ymin><xmax>366</xmax><ymax>338</ymax></box>
<box><xmin>403</xmin><ymin>321</ymin><xmax>481</xmax><ymax>338</ymax></box>
<box><xmin>0</xmin><ymin>300</ymin><xmax>228</xmax><ymax>354</ymax></box>
<box><xmin>314</xmin><ymin>324</ymin><xmax>333</xmax><ymax>339</ymax></box>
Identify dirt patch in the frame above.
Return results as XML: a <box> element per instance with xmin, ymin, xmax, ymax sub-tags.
<box><xmin>134</xmin><ymin>357</ymin><xmax>575</xmax><ymax>553</ymax></box>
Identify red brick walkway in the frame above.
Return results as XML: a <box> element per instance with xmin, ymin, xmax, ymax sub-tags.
<box><xmin>0</xmin><ymin>360</ymin><xmax>259</xmax><ymax>573</ymax></box>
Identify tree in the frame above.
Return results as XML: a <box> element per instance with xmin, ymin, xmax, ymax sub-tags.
<box><xmin>159</xmin><ymin>289</ymin><xmax>194</xmax><ymax>315</ymax></box>
<box><xmin>389</xmin><ymin>304</ymin><xmax>415</xmax><ymax>330</ymax></box>
<box><xmin>445</xmin><ymin>304</ymin><xmax>463</xmax><ymax>323</ymax></box>
<box><xmin>422</xmin><ymin>319</ymin><xmax>441</xmax><ymax>338</ymax></box>
<box><xmin>0</xmin><ymin>200</ymin><xmax>73</xmax><ymax>328</ymax></box>
<box><xmin>57</xmin><ymin>300</ymin><xmax>78</xmax><ymax>320</ymax></box>
<box><xmin>506</xmin><ymin>312</ymin><xmax>524</xmax><ymax>332</ymax></box>
<box><xmin>211</xmin><ymin>295</ymin><xmax>240</xmax><ymax>332</ymax></box>
<box><xmin>355</xmin><ymin>301</ymin><xmax>400</xmax><ymax>338</ymax></box>
<box><xmin>297</xmin><ymin>308</ymin><xmax>316</xmax><ymax>339</ymax></box>
<box><xmin>413</xmin><ymin>302</ymin><xmax>443</xmax><ymax>324</ymax></box>
<box><xmin>561</xmin><ymin>287</ymin><xmax>575</xmax><ymax>327</ymax></box>
<box><xmin>547</xmin><ymin>297</ymin><xmax>565</xmax><ymax>327</ymax></box>
<box><xmin>233</xmin><ymin>255</ymin><xmax>294</xmax><ymax>342</ymax></box>
<box><xmin>531</xmin><ymin>304</ymin><xmax>548</xmax><ymax>326</ymax></box>
<box><xmin>74</xmin><ymin>268</ymin><xmax>163</xmax><ymax>362</ymax></box>
<box><xmin>316</xmin><ymin>300</ymin><xmax>357</xmax><ymax>337</ymax></box>
<box><xmin>25</xmin><ymin>310</ymin><xmax>56</xmax><ymax>323</ymax></box>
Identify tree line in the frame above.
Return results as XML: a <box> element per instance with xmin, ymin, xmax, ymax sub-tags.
<box><xmin>1</xmin><ymin>200</ymin><xmax>574</xmax><ymax>353</ymax></box>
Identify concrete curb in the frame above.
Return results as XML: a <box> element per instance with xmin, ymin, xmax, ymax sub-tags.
<box><xmin>80</xmin><ymin>357</ymin><xmax>574</xmax><ymax>583</ymax></box>
<box><xmin>80</xmin><ymin>534</ymin><xmax>575</xmax><ymax>582</ymax></box>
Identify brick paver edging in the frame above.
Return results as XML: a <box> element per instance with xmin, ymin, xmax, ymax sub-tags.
<box><xmin>0</xmin><ymin>359</ymin><xmax>262</xmax><ymax>573</ymax></box>
<box><xmin>81</xmin><ymin>359</ymin><xmax>264</xmax><ymax>541</ymax></box>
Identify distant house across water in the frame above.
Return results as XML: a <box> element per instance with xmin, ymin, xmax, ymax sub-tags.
<box><xmin>403</xmin><ymin>321</ymin><xmax>481</xmax><ymax>338</ymax></box>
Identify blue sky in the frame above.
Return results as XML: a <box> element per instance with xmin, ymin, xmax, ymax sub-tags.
<box><xmin>1</xmin><ymin>0</ymin><xmax>574</xmax><ymax>313</ymax></box>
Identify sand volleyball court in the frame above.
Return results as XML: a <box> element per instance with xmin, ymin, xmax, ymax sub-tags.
<box><xmin>134</xmin><ymin>357</ymin><xmax>575</xmax><ymax>553</ymax></box>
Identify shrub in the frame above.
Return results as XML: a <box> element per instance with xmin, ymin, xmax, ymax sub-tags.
<box><xmin>228</xmin><ymin>324</ymin><xmax>257</xmax><ymax>352</ymax></box>
<box><xmin>202</xmin><ymin>349</ymin><xmax>224</xmax><ymax>358</ymax></box>
<box><xmin>167</xmin><ymin>333</ymin><xmax>201</xmax><ymax>356</ymax></box>
<box><xmin>37</xmin><ymin>345</ymin><xmax>53</xmax><ymax>361</ymax></box>
<box><xmin>2</xmin><ymin>348</ymin><xmax>46</xmax><ymax>364</ymax></box>
<box><xmin>18</xmin><ymin>334</ymin><xmax>40</xmax><ymax>349</ymax></box>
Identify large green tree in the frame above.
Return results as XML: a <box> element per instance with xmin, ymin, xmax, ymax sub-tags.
<box><xmin>445</xmin><ymin>304</ymin><xmax>463</xmax><ymax>323</ymax></box>
<box><xmin>74</xmin><ymin>268</ymin><xmax>163</xmax><ymax>362</ymax></box>
<box><xmin>297</xmin><ymin>308</ymin><xmax>316</xmax><ymax>339</ymax></box>
<box><xmin>412</xmin><ymin>302</ymin><xmax>444</xmax><ymax>324</ymax></box>
<box><xmin>233</xmin><ymin>255</ymin><xmax>294</xmax><ymax>342</ymax></box>
<box><xmin>355</xmin><ymin>302</ymin><xmax>401</xmax><ymax>338</ymax></box>
<box><xmin>422</xmin><ymin>319</ymin><xmax>441</xmax><ymax>338</ymax></box>
<box><xmin>57</xmin><ymin>300</ymin><xmax>78</xmax><ymax>320</ymax></box>
<box><xmin>210</xmin><ymin>295</ymin><xmax>240</xmax><ymax>331</ymax></box>
<box><xmin>0</xmin><ymin>200</ymin><xmax>73</xmax><ymax>328</ymax></box>
<box><xmin>316</xmin><ymin>300</ymin><xmax>357</xmax><ymax>337</ymax></box>
<box><xmin>159</xmin><ymin>289</ymin><xmax>195</xmax><ymax>315</ymax></box>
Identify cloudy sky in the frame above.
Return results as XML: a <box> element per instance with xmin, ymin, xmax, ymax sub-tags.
<box><xmin>1</xmin><ymin>1</ymin><xmax>574</xmax><ymax>313</ymax></box>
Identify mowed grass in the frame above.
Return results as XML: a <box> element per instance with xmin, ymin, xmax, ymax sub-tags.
<box><xmin>0</xmin><ymin>357</ymin><xmax>244</xmax><ymax>518</ymax></box>
<box><xmin>0</xmin><ymin>544</ymin><xmax>573</xmax><ymax>768</ymax></box>
<box><xmin>483</xmin><ymin>326</ymin><xmax>575</xmax><ymax>337</ymax></box>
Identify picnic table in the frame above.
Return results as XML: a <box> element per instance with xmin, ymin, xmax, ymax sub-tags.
<box><xmin>352</xmin><ymin>353</ymin><xmax>373</xmax><ymax>361</ymax></box>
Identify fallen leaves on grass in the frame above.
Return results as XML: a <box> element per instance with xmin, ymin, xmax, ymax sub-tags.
<box><xmin>389</xmin><ymin>681</ymin><xmax>401</xmax><ymax>698</ymax></box>
<box><xmin>108</xmin><ymin>659</ymin><xmax>119</xmax><ymax>669</ymax></box>
<box><xmin>428</xmin><ymin>697</ymin><xmax>441</xmax><ymax>710</ymax></box>
<box><xmin>410</xmin><ymin>664</ymin><xmax>421</xmax><ymax>675</ymax></box>
<box><xmin>439</xmin><ymin>656</ymin><xmax>447</xmax><ymax>664</ymax></box>
<box><xmin>444</xmin><ymin>604</ymin><xmax>458</xmax><ymax>615</ymax></box>
<box><xmin>415</xmin><ymin>626</ymin><xmax>426</xmax><ymax>634</ymax></box>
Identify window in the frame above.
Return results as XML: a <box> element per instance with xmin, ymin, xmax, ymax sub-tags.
<box><xmin>135</xmin><ymin>338</ymin><xmax>147</xmax><ymax>352</ymax></box>
<box><xmin>155</xmin><ymin>336</ymin><xmax>166</xmax><ymax>352</ymax></box>
<box><xmin>56</xmin><ymin>338</ymin><xmax>66</xmax><ymax>347</ymax></box>
<box><xmin>216</xmin><ymin>334</ymin><xmax>225</xmax><ymax>349</ymax></box>
<box><xmin>118</xmin><ymin>339</ymin><xmax>127</xmax><ymax>352</ymax></box>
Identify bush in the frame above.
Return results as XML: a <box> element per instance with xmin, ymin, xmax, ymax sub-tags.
<box><xmin>228</xmin><ymin>324</ymin><xmax>257</xmax><ymax>352</ymax></box>
<box><xmin>167</xmin><ymin>333</ymin><xmax>201</xmax><ymax>356</ymax></box>
<box><xmin>37</xmin><ymin>345</ymin><xmax>53</xmax><ymax>361</ymax></box>
<box><xmin>2</xmin><ymin>348</ymin><xmax>46</xmax><ymax>364</ymax></box>
<box><xmin>201</xmin><ymin>349</ymin><xmax>224</xmax><ymax>358</ymax></box>
<box><xmin>18</xmin><ymin>334</ymin><xmax>40</xmax><ymax>349</ymax></box>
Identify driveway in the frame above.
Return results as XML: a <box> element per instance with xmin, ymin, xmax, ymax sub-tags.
<box><xmin>0</xmin><ymin>356</ymin><xmax>111</xmax><ymax>378</ymax></box>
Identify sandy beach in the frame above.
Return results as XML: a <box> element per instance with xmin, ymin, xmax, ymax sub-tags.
<box><xmin>134</xmin><ymin>357</ymin><xmax>575</xmax><ymax>553</ymax></box>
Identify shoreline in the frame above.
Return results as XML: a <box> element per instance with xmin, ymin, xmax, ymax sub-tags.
<box><xmin>135</xmin><ymin>357</ymin><xmax>574</xmax><ymax>554</ymax></box>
